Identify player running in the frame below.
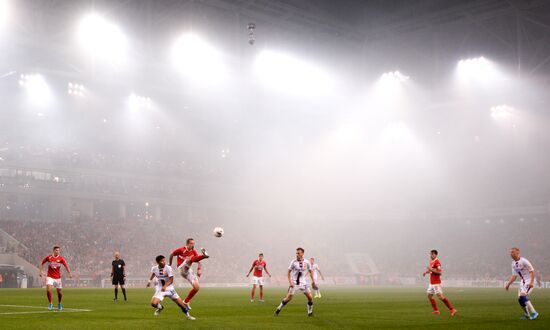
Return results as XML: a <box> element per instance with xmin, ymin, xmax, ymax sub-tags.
<box><xmin>246</xmin><ymin>253</ymin><xmax>272</xmax><ymax>302</ymax></box>
<box><xmin>168</xmin><ymin>238</ymin><xmax>209</xmax><ymax>309</ymax></box>
<box><xmin>111</xmin><ymin>252</ymin><xmax>127</xmax><ymax>302</ymax></box>
<box><xmin>274</xmin><ymin>247</ymin><xmax>316</xmax><ymax>317</ymax></box>
<box><xmin>309</xmin><ymin>257</ymin><xmax>325</xmax><ymax>298</ymax></box>
<box><xmin>422</xmin><ymin>250</ymin><xmax>457</xmax><ymax>316</ymax></box>
<box><xmin>505</xmin><ymin>247</ymin><xmax>539</xmax><ymax>320</ymax></box>
<box><xmin>146</xmin><ymin>255</ymin><xmax>195</xmax><ymax>320</ymax></box>
<box><xmin>38</xmin><ymin>246</ymin><xmax>72</xmax><ymax>311</ymax></box>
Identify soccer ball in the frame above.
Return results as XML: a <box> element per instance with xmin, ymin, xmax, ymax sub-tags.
<box><xmin>213</xmin><ymin>227</ymin><xmax>224</xmax><ymax>238</ymax></box>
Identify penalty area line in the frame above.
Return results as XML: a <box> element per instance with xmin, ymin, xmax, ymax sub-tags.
<box><xmin>0</xmin><ymin>304</ymin><xmax>92</xmax><ymax>315</ymax></box>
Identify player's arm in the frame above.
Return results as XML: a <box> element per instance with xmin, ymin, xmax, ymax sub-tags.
<box><xmin>111</xmin><ymin>264</ymin><xmax>115</xmax><ymax>278</ymax></box>
<box><xmin>246</xmin><ymin>263</ymin><xmax>255</xmax><ymax>277</ymax></box>
<box><xmin>123</xmin><ymin>264</ymin><xmax>126</xmax><ymax>277</ymax></box>
<box><xmin>168</xmin><ymin>252</ymin><xmax>175</xmax><ymax>266</ymax></box>
<box><xmin>38</xmin><ymin>257</ymin><xmax>48</xmax><ymax>277</ymax></box>
<box><xmin>287</xmin><ymin>269</ymin><xmax>293</xmax><ymax>287</ymax></box>
<box><xmin>317</xmin><ymin>267</ymin><xmax>325</xmax><ymax>280</ymax></box>
<box><xmin>146</xmin><ymin>272</ymin><xmax>155</xmax><ymax>288</ymax></box>
<box><xmin>430</xmin><ymin>265</ymin><xmax>442</xmax><ymax>275</ymax></box>
<box><xmin>505</xmin><ymin>275</ymin><xmax>517</xmax><ymax>290</ymax></box>
<box><xmin>309</xmin><ymin>269</ymin><xmax>316</xmax><ymax>287</ymax></box>
<box><xmin>62</xmin><ymin>258</ymin><xmax>73</xmax><ymax>278</ymax></box>
<box><xmin>264</xmin><ymin>265</ymin><xmax>272</xmax><ymax>277</ymax></box>
<box><xmin>529</xmin><ymin>269</ymin><xmax>536</xmax><ymax>288</ymax></box>
<box><xmin>162</xmin><ymin>276</ymin><xmax>174</xmax><ymax>291</ymax></box>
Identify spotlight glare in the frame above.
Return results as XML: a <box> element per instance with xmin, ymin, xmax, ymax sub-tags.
<box><xmin>172</xmin><ymin>34</ymin><xmax>225</xmax><ymax>81</ymax></box>
<box><xmin>67</xmin><ymin>82</ymin><xmax>85</xmax><ymax>97</ymax></box>
<box><xmin>490</xmin><ymin>104</ymin><xmax>514</xmax><ymax>120</ymax></box>
<box><xmin>254</xmin><ymin>50</ymin><xmax>333</xmax><ymax>95</ymax></box>
<box><xmin>78</xmin><ymin>14</ymin><xmax>126</xmax><ymax>64</ymax></box>
<box><xmin>456</xmin><ymin>56</ymin><xmax>497</xmax><ymax>82</ymax></box>
<box><xmin>128</xmin><ymin>93</ymin><xmax>152</xmax><ymax>110</ymax></box>
<box><xmin>19</xmin><ymin>73</ymin><xmax>52</xmax><ymax>105</ymax></box>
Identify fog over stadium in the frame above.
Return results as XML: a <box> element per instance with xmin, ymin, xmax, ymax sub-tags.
<box><xmin>1</xmin><ymin>0</ymin><xmax>550</xmax><ymax>296</ymax></box>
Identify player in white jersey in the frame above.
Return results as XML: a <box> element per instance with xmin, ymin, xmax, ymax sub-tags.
<box><xmin>505</xmin><ymin>247</ymin><xmax>539</xmax><ymax>320</ymax></box>
<box><xmin>274</xmin><ymin>247</ymin><xmax>316</xmax><ymax>317</ymax></box>
<box><xmin>146</xmin><ymin>255</ymin><xmax>195</xmax><ymax>320</ymax></box>
<box><xmin>309</xmin><ymin>258</ymin><xmax>325</xmax><ymax>298</ymax></box>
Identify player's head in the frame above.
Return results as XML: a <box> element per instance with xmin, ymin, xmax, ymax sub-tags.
<box><xmin>114</xmin><ymin>252</ymin><xmax>120</xmax><ymax>260</ymax></box>
<box><xmin>296</xmin><ymin>247</ymin><xmax>305</xmax><ymax>260</ymax></box>
<box><xmin>186</xmin><ymin>238</ymin><xmax>195</xmax><ymax>250</ymax></box>
<box><xmin>52</xmin><ymin>246</ymin><xmax>60</xmax><ymax>256</ymax></box>
<box><xmin>155</xmin><ymin>255</ymin><xmax>166</xmax><ymax>267</ymax></box>
<box><xmin>258</xmin><ymin>253</ymin><xmax>264</xmax><ymax>261</ymax></box>
<box><xmin>430</xmin><ymin>250</ymin><xmax>438</xmax><ymax>260</ymax></box>
<box><xmin>510</xmin><ymin>247</ymin><xmax>520</xmax><ymax>260</ymax></box>
<box><xmin>309</xmin><ymin>257</ymin><xmax>315</xmax><ymax>264</ymax></box>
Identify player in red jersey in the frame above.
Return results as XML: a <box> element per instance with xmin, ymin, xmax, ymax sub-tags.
<box><xmin>422</xmin><ymin>249</ymin><xmax>457</xmax><ymax>316</ymax></box>
<box><xmin>168</xmin><ymin>238</ymin><xmax>209</xmax><ymax>308</ymax></box>
<box><xmin>38</xmin><ymin>246</ymin><xmax>72</xmax><ymax>311</ymax></box>
<box><xmin>246</xmin><ymin>253</ymin><xmax>272</xmax><ymax>302</ymax></box>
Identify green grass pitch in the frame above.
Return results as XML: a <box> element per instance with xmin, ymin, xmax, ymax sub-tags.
<box><xmin>0</xmin><ymin>287</ymin><xmax>547</xmax><ymax>329</ymax></box>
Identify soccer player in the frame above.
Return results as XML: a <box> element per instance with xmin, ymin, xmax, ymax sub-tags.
<box><xmin>111</xmin><ymin>252</ymin><xmax>127</xmax><ymax>302</ymax></box>
<box><xmin>274</xmin><ymin>247</ymin><xmax>316</xmax><ymax>317</ymax></box>
<box><xmin>422</xmin><ymin>250</ymin><xmax>457</xmax><ymax>316</ymax></box>
<box><xmin>38</xmin><ymin>246</ymin><xmax>72</xmax><ymax>311</ymax></box>
<box><xmin>505</xmin><ymin>247</ymin><xmax>539</xmax><ymax>320</ymax></box>
<box><xmin>246</xmin><ymin>253</ymin><xmax>272</xmax><ymax>302</ymax></box>
<box><xmin>168</xmin><ymin>238</ymin><xmax>209</xmax><ymax>308</ymax></box>
<box><xmin>146</xmin><ymin>255</ymin><xmax>195</xmax><ymax>320</ymax></box>
<box><xmin>309</xmin><ymin>257</ymin><xmax>325</xmax><ymax>298</ymax></box>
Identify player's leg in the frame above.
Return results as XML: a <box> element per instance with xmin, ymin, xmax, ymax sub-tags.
<box><xmin>304</xmin><ymin>289</ymin><xmax>314</xmax><ymax>316</ymax></box>
<box><xmin>184</xmin><ymin>279</ymin><xmax>200</xmax><ymax>306</ymax></box>
<box><xmin>251</xmin><ymin>284</ymin><xmax>256</xmax><ymax>302</ymax></box>
<box><xmin>45</xmin><ymin>284</ymin><xmax>53</xmax><ymax>310</ymax></box>
<box><xmin>151</xmin><ymin>296</ymin><xmax>164</xmax><ymax>316</ymax></box>
<box><xmin>120</xmin><ymin>278</ymin><xmax>127</xmax><ymax>301</ymax></box>
<box><xmin>113</xmin><ymin>283</ymin><xmax>119</xmax><ymax>301</ymax></box>
<box><xmin>427</xmin><ymin>292</ymin><xmax>439</xmax><ymax>314</ymax></box>
<box><xmin>259</xmin><ymin>285</ymin><xmax>264</xmax><ymax>302</ymax></box>
<box><xmin>275</xmin><ymin>289</ymin><xmax>294</xmax><ymax>315</ymax></box>
<box><xmin>436</xmin><ymin>292</ymin><xmax>456</xmax><ymax>315</ymax></box>
<box><xmin>172</xmin><ymin>296</ymin><xmax>195</xmax><ymax>320</ymax></box>
<box><xmin>56</xmin><ymin>288</ymin><xmax>63</xmax><ymax>310</ymax></box>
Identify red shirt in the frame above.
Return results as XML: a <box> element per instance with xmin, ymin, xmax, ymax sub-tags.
<box><xmin>41</xmin><ymin>255</ymin><xmax>68</xmax><ymax>279</ymax></box>
<box><xmin>429</xmin><ymin>258</ymin><xmax>442</xmax><ymax>285</ymax></box>
<box><xmin>171</xmin><ymin>246</ymin><xmax>199</xmax><ymax>268</ymax></box>
<box><xmin>252</xmin><ymin>260</ymin><xmax>267</xmax><ymax>277</ymax></box>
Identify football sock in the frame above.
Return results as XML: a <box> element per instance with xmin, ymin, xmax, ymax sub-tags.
<box><xmin>307</xmin><ymin>300</ymin><xmax>313</xmax><ymax>313</ymax></box>
<box><xmin>122</xmin><ymin>288</ymin><xmax>127</xmax><ymax>300</ymax></box>
<box><xmin>152</xmin><ymin>303</ymin><xmax>162</xmax><ymax>309</ymax></box>
<box><xmin>114</xmin><ymin>288</ymin><xmax>118</xmax><ymax>299</ymax></box>
<box><xmin>429</xmin><ymin>298</ymin><xmax>438</xmax><ymax>311</ymax></box>
<box><xmin>190</xmin><ymin>255</ymin><xmax>207</xmax><ymax>263</ymax></box>
<box><xmin>57</xmin><ymin>291</ymin><xmax>63</xmax><ymax>303</ymax></box>
<box><xmin>185</xmin><ymin>288</ymin><xmax>198</xmax><ymax>303</ymax></box>
<box><xmin>251</xmin><ymin>288</ymin><xmax>255</xmax><ymax>299</ymax></box>
<box><xmin>277</xmin><ymin>300</ymin><xmax>288</xmax><ymax>310</ymax></box>
<box><xmin>47</xmin><ymin>291</ymin><xmax>52</xmax><ymax>304</ymax></box>
<box><xmin>442</xmin><ymin>298</ymin><xmax>454</xmax><ymax>310</ymax></box>
<box><xmin>518</xmin><ymin>296</ymin><xmax>530</xmax><ymax>316</ymax></box>
<box><xmin>260</xmin><ymin>290</ymin><xmax>263</xmax><ymax>300</ymax></box>
<box><xmin>178</xmin><ymin>304</ymin><xmax>189</xmax><ymax>314</ymax></box>
<box><xmin>526</xmin><ymin>300</ymin><xmax>536</xmax><ymax>314</ymax></box>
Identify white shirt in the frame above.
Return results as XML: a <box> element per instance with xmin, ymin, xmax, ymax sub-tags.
<box><xmin>288</xmin><ymin>259</ymin><xmax>311</xmax><ymax>286</ymax></box>
<box><xmin>311</xmin><ymin>264</ymin><xmax>320</xmax><ymax>280</ymax></box>
<box><xmin>511</xmin><ymin>257</ymin><xmax>534</xmax><ymax>285</ymax></box>
<box><xmin>151</xmin><ymin>264</ymin><xmax>175</xmax><ymax>290</ymax></box>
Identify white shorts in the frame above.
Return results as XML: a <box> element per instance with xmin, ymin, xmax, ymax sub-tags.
<box><xmin>427</xmin><ymin>284</ymin><xmax>443</xmax><ymax>295</ymax></box>
<box><xmin>180</xmin><ymin>267</ymin><xmax>198</xmax><ymax>285</ymax></box>
<box><xmin>46</xmin><ymin>277</ymin><xmax>62</xmax><ymax>289</ymax></box>
<box><xmin>288</xmin><ymin>284</ymin><xmax>311</xmax><ymax>295</ymax></box>
<box><xmin>518</xmin><ymin>283</ymin><xmax>534</xmax><ymax>296</ymax></box>
<box><xmin>252</xmin><ymin>276</ymin><xmax>264</xmax><ymax>286</ymax></box>
<box><xmin>153</xmin><ymin>286</ymin><xmax>180</xmax><ymax>301</ymax></box>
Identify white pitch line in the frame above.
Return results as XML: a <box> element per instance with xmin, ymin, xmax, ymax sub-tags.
<box><xmin>0</xmin><ymin>304</ymin><xmax>92</xmax><ymax>315</ymax></box>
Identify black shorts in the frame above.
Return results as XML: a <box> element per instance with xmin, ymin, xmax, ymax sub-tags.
<box><xmin>112</xmin><ymin>276</ymin><xmax>125</xmax><ymax>285</ymax></box>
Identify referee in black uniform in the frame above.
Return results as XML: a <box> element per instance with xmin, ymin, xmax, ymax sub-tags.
<box><xmin>111</xmin><ymin>252</ymin><xmax>127</xmax><ymax>301</ymax></box>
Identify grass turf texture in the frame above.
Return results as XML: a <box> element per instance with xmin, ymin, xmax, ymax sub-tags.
<box><xmin>0</xmin><ymin>287</ymin><xmax>548</xmax><ymax>329</ymax></box>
